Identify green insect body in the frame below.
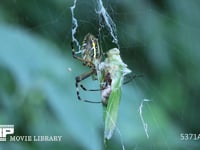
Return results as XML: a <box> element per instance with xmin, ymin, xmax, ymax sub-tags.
<box><xmin>99</xmin><ymin>48</ymin><xmax>131</xmax><ymax>140</ymax></box>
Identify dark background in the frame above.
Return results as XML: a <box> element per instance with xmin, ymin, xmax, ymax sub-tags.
<box><xmin>0</xmin><ymin>0</ymin><xmax>200</xmax><ymax>150</ymax></box>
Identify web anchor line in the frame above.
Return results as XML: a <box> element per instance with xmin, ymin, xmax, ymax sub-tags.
<box><xmin>70</xmin><ymin>0</ymin><xmax>80</xmax><ymax>49</ymax></box>
<box><xmin>96</xmin><ymin>0</ymin><xmax>120</xmax><ymax>49</ymax></box>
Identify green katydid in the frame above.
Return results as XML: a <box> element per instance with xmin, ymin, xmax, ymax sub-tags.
<box><xmin>99</xmin><ymin>48</ymin><xmax>132</xmax><ymax>141</ymax></box>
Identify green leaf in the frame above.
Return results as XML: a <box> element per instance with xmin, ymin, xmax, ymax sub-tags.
<box><xmin>0</xmin><ymin>23</ymin><xmax>102</xmax><ymax>150</ymax></box>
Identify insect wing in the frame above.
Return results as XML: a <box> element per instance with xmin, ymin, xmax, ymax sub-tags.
<box><xmin>103</xmin><ymin>76</ymin><xmax>122</xmax><ymax>140</ymax></box>
<box><xmin>101</xmin><ymin>48</ymin><xmax>131</xmax><ymax>141</ymax></box>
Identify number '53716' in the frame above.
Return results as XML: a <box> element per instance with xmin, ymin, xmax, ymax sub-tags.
<box><xmin>180</xmin><ymin>133</ymin><xmax>200</xmax><ymax>140</ymax></box>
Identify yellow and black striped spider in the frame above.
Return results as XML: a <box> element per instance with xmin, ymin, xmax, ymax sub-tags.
<box><xmin>71</xmin><ymin>33</ymin><xmax>103</xmax><ymax>103</ymax></box>
<box><xmin>71</xmin><ymin>33</ymin><xmax>142</xmax><ymax>104</ymax></box>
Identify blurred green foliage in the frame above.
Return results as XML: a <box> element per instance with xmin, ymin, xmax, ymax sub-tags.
<box><xmin>0</xmin><ymin>0</ymin><xmax>200</xmax><ymax>150</ymax></box>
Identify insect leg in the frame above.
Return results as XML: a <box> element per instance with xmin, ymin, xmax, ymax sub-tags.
<box><xmin>123</xmin><ymin>74</ymin><xmax>143</xmax><ymax>85</ymax></box>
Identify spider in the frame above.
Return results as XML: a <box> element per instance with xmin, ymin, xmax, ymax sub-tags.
<box><xmin>71</xmin><ymin>33</ymin><xmax>103</xmax><ymax>103</ymax></box>
<box><xmin>71</xmin><ymin>34</ymin><xmax>142</xmax><ymax>105</ymax></box>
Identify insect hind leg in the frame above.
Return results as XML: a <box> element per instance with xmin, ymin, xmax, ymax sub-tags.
<box><xmin>123</xmin><ymin>74</ymin><xmax>143</xmax><ymax>85</ymax></box>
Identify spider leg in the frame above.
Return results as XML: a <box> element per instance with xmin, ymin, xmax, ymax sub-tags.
<box><xmin>80</xmin><ymin>84</ymin><xmax>105</xmax><ymax>91</ymax></box>
<box><xmin>75</xmin><ymin>69</ymin><xmax>102</xmax><ymax>104</ymax></box>
<box><xmin>71</xmin><ymin>41</ymin><xmax>85</xmax><ymax>62</ymax></box>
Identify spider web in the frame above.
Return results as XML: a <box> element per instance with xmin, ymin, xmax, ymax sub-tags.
<box><xmin>70</xmin><ymin>0</ymin><xmax>150</xmax><ymax>149</ymax></box>
<box><xmin>2</xmin><ymin>0</ymin><xmax>199</xmax><ymax>150</ymax></box>
<box><xmin>70</xmin><ymin>0</ymin><xmax>119</xmax><ymax>53</ymax></box>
